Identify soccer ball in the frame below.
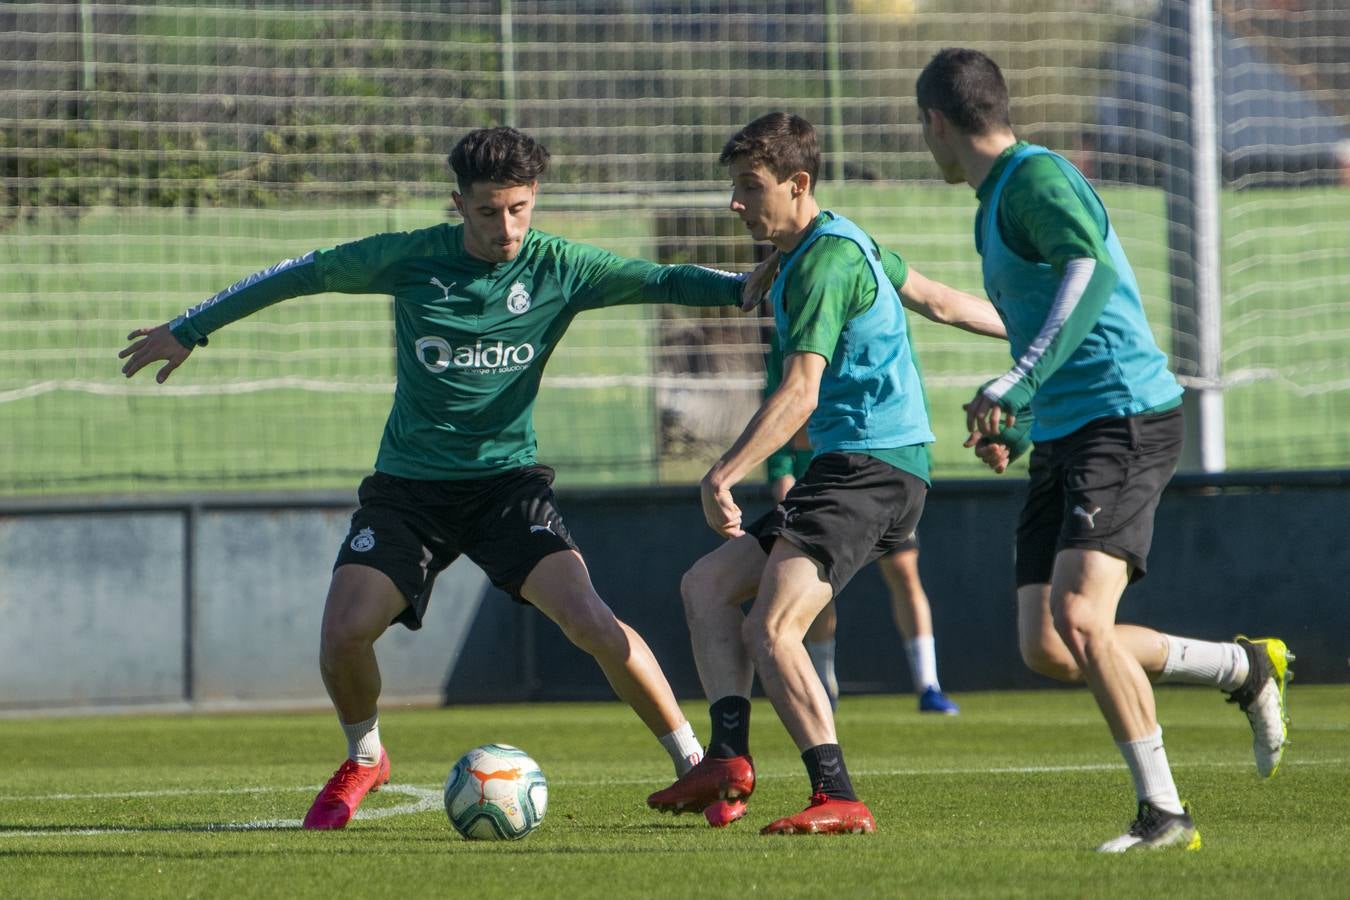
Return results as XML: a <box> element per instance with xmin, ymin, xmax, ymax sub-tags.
<box><xmin>444</xmin><ymin>743</ymin><xmax>548</xmax><ymax>840</ymax></box>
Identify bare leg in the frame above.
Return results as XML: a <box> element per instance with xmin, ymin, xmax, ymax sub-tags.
<box><xmin>879</xmin><ymin>546</ymin><xmax>928</xmax><ymax>640</ymax></box>
<box><xmin>1017</xmin><ymin>583</ymin><xmax>1169</xmax><ymax>683</ymax></box>
<box><xmin>306</xmin><ymin>564</ymin><xmax>405</xmax><ymax>828</ymax></box>
<box><xmin>521</xmin><ymin>550</ymin><xmax>686</xmax><ymax>737</ymax></box>
<box><xmin>681</xmin><ymin>535</ymin><xmax>767</xmax><ymax>700</ymax></box>
<box><xmin>319</xmin><ymin>564</ymin><xmax>409</xmax><ymax>723</ymax></box>
<box><xmin>743</xmin><ymin>542</ymin><xmax>836</xmax><ymax>751</ymax></box>
<box><xmin>1049</xmin><ymin>549</ymin><xmax>1155</xmax><ymax>741</ymax></box>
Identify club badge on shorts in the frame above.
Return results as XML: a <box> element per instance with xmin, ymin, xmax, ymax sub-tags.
<box><xmin>350</xmin><ymin>527</ymin><xmax>376</xmax><ymax>552</ymax></box>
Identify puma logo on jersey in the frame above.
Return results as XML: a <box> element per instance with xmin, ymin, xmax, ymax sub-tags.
<box><xmin>1072</xmin><ymin>505</ymin><xmax>1102</xmax><ymax>529</ymax></box>
<box><xmin>429</xmin><ymin>276</ymin><xmax>458</xmax><ymax>301</ymax></box>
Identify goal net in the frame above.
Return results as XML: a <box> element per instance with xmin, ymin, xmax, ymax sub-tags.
<box><xmin>2</xmin><ymin>1</ymin><xmax>1346</xmax><ymax>495</ymax></box>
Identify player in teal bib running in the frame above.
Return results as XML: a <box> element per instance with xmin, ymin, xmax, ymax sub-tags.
<box><xmin>649</xmin><ymin>113</ymin><xmax>1004</xmax><ymax>835</ymax></box>
<box><xmin>918</xmin><ymin>48</ymin><xmax>1292</xmax><ymax>852</ymax></box>
<box><xmin>120</xmin><ymin>127</ymin><xmax>751</xmax><ymax>830</ymax></box>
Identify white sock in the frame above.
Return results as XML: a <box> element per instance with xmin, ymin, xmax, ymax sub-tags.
<box><xmin>905</xmin><ymin>636</ymin><xmax>939</xmax><ymax>691</ymax></box>
<box><xmin>1117</xmin><ymin>727</ymin><xmax>1183</xmax><ymax>815</ymax></box>
<box><xmin>659</xmin><ymin>721</ymin><xmax>703</xmax><ymax>776</ymax></box>
<box><xmin>806</xmin><ymin>640</ymin><xmax>838</xmax><ymax>702</ymax></box>
<box><xmin>341</xmin><ymin>713</ymin><xmax>381</xmax><ymax>766</ymax></box>
<box><xmin>1160</xmin><ymin>635</ymin><xmax>1249</xmax><ymax>691</ymax></box>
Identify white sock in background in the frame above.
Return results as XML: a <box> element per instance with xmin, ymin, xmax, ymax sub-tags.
<box><xmin>905</xmin><ymin>635</ymin><xmax>939</xmax><ymax>691</ymax></box>
<box><xmin>1117</xmin><ymin>726</ymin><xmax>1184</xmax><ymax>815</ymax></box>
<box><xmin>806</xmin><ymin>639</ymin><xmax>838</xmax><ymax>703</ymax></box>
<box><xmin>660</xmin><ymin>721</ymin><xmax>703</xmax><ymax>776</ymax></box>
<box><xmin>1160</xmin><ymin>635</ymin><xmax>1249</xmax><ymax>691</ymax></box>
<box><xmin>341</xmin><ymin>713</ymin><xmax>381</xmax><ymax>766</ymax></box>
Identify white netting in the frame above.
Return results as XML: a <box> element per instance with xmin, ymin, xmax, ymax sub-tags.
<box><xmin>2</xmin><ymin>1</ymin><xmax>1347</xmax><ymax>493</ymax></box>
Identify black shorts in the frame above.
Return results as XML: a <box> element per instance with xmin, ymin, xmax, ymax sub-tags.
<box><xmin>1015</xmin><ymin>406</ymin><xmax>1183</xmax><ymax>587</ymax></box>
<box><xmin>333</xmin><ymin>466</ymin><xmax>578</xmax><ymax>630</ymax></box>
<box><xmin>747</xmin><ymin>452</ymin><xmax>927</xmax><ymax>597</ymax></box>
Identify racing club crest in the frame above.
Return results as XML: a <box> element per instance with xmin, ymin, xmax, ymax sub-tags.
<box><xmin>349</xmin><ymin>527</ymin><xmax>376</xmax><ymax>552</ymax></box>
<box><xmin>506</xmin><ymin>281</ymin><xmax>531</xmax><ymax>314</ymax></box>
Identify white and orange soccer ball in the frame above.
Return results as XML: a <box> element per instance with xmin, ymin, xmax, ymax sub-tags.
<box><xmin>444</xmin><ymin>743</ymin><xmax>548</xmax><ymax>840</ymax></box>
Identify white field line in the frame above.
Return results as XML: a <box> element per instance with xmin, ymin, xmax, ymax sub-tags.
<box><xmin>2</xmin><ymin>756</ymin><xmax>1344</xmax><ymax>840</ymax></box>
<box><xmin>0</xmin><ymin>784</ymin><xmax>441</xmax><ymax>839</ymax></box>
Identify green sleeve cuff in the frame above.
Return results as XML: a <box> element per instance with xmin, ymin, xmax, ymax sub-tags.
<box><xmin>990</xmin><ymin>413</ymin><xmax>1034</xmax><ymax>462</ymax></box>
<box><xmin>995</xmin><ymin>380</ymin><xmax>1034</xmax><ymax>416</ymax></box>
<box><xmin>169</xmin><ymin>316</ymin><xmax>208</xmax><ymax>348</ymax></box>
<box><xmin>978</xmin><ymin>378</ymin><xmax>1035</xmax><ymax>462</ymax></box>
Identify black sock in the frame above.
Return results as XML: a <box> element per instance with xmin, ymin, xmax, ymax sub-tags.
<box><xmin>802</xmin><ymin>743</ymin><xmax>856</xmax><ymax>800</ymax></box>
<box><xmin>706</xmin><ymin>695</ymin><xmax>751</xmax><ymax>759</ymax></box>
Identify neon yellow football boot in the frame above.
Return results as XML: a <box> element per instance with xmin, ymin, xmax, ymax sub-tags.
<box><xmin>1227</xmin><ymin>636</ymin><xmax>1294</xmax><ymax>778</ymax></box>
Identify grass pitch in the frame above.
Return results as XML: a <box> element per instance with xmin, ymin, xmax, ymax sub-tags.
<box><xmin>5</xmin><ymin>685</ymin><xmax>1348</xmax><ymax>898</ymax></box>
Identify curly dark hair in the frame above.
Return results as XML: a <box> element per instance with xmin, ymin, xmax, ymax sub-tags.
<box><xmin>448</xmin><ymin>127</ymin><xmax>550</xmax><ymax>192</ymax></box>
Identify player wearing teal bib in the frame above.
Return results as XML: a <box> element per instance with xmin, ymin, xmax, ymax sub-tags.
<box><xmin>649</xmin><ymin>113</ymin><xmax>1003</xmax><ymax>835</ymax></box>
<box><xmin>120</xmin><ymin>127</ymin><xmax>744</xmax><ymax>830</ymax></box>
<box><xmin>762</xmin><ymin>304</ymin><xmax>979</xmax><ymax>717</ymax></box>
<box><xmin>918</xmin><ymin>48</ymin><xmax>1292</xmax><ymax>852</ymax></box>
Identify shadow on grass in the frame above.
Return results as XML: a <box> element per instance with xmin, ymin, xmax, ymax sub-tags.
<box><xmin>0</xmin><ymin>821</ymin><xmax>298</xmax><ymax>834</ymax></box>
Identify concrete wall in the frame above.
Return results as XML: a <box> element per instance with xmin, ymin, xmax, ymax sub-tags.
<box><xmin>2</xmin><ymin>472</ymin><xmax>1347</xmax><ymax>714</ymax></box>
<box><xmin>0</xmin><ymin>498</ymin><xmax>490</xmax><ymax>712</ymax></box>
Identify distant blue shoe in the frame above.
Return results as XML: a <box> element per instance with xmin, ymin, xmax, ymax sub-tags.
<box><xmin>918</xmin><ymin>686</ymin><xmax>959</xmax><ymax>715</ymax></box>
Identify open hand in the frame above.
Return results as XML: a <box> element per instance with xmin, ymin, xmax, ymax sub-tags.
<box><xmin>119</xmin><ymin>323</ymin><xmax>192</xmax><ymax>383</ymax></box>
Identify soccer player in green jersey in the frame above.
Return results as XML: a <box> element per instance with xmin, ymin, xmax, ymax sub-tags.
<box><xmin>119</xmin><ymin>126</ymin><xmax>757</xmax><ymax>830</ymax></box>
<box><xmin>917</xmin><ymin>48</ymin><xmax>1293</xmax><ymax>851</ymax></box>
<box><xmin>649</xmin><ymin>112</ymin><xmax>1003</xmax><ymax>834</ymax></box>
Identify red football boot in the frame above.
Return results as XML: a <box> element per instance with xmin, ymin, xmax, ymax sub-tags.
<box><xmin>760</xmin><ymin>793</ymin><xmax>876</xmax><ymax>835</ymax></box>
<box><xmin>302</xmin><ymin>748</ymin><xmax>390</xmax><ymax>830</ymax></box>
<box><xmin>646</xmin><ymin>754</ymin><xmax>755</xmax><ymax>814</ymax></box>
<box><xmin>704</xmin><ymin>799</ymin><xmax>748</xmax><ymax>828</ymax></box>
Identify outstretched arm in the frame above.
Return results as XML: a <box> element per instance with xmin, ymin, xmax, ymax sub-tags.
<box><xmin>117</xmin><ymin>250</ymin><xmax>328</xmax><ymax>383</ymax></box>
<box><xmin>116</xmin><ymin>235</ymin><xmax>402</xmax><ymax>383</ymax></box>
<box><xmin>898</xmin><ymin>267</ymin><xmax>1006</xmax><ymax>339</ymax></box>
<box><xmin>557</xmin><ymin>241</ymin><xmax>745</xmax><ymax>311</ymax></box>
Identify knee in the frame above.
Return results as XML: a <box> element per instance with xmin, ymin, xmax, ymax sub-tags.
<box><xmin>320</xmin><ymin>604</ymin><xmax>382</xmax><ymax>661</ymax></box>
<box><xmin>553</xmin><ymin>593</ymin><xmax>626</xmax><ymax>658</ymax></box>
<box><xmin>1050</xmin><ymin>599</ymin><xmax>1112</xmax><ymax>667</ymax></box>
<box><xmin>740</xmin><ymin>615</ymin><xmax>794</xmax><ymax>670</ymax></box>
<box><xmin>1019</xmin><ymin>632</ymin><xmax>1083</xmax><ymax>682</ymax></box>
<box><xmin>680</xmin><ymin>562</ymin><xmax>723</xmax><ymax>621</ymax></box>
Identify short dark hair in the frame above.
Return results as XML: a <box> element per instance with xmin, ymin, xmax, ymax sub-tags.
<box><xmin>719</xmin><ymin>112</ymin><xmax>820</xmax><ymax>190</ymax></box>
<box><xmin>916</xmin><ymin>48</ymin><xmax>1011</xmax><ymax>136</ymax></box>
<box><xmin>448</xmin><ymin>126</ymin><xmax>550</xmax><ymax>192</ymax></box>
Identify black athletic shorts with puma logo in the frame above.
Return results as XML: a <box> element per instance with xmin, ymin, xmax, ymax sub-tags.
<box><xmin>1016</xmin><ymin>405</ymin><xmax>1184</xmax><ymax>586</ymax></box>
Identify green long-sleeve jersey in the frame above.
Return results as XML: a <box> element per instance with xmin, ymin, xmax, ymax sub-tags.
<box><xmin>169</xmin><ymin>223</ymin><xmax>744</xmax><ymax>479</ymax></box>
